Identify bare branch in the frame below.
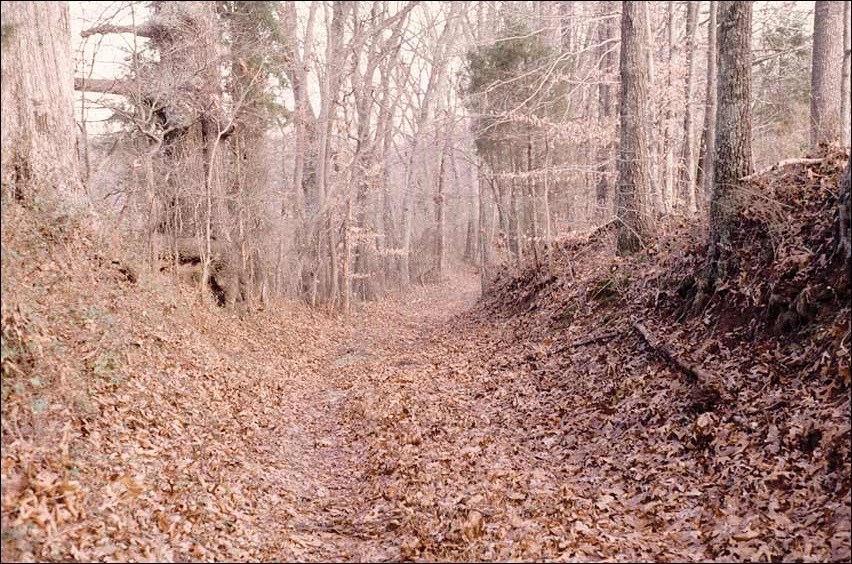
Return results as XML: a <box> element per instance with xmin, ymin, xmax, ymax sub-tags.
<box><xmin>74</xmin><ymin>77</ymin><xmax>136</xmax><ymax>96</ymax></box>
<box><xmin>80</xmin><ymin>22</ymin><xmax>164</xmax><ymax>39</ymax></box>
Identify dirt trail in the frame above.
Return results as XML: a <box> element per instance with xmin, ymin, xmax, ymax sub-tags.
<box><xmin>266</xmin><ymin>270</ymin><xmax>678</xmax><ymax>562</ymax></box>
<box><xmin>2</xmin><ymin>256</ymin><xmax>485</xmax><ymax>562</ymax></box>
<box><xmin>261</xmin><ymin>273</ymin><xmax>482</xmax><ymax>561</ymax></box>
<box><xmin>270</xmin><ymin>270</ymin><xmax>714</xmax><ymax>562</ymax></box>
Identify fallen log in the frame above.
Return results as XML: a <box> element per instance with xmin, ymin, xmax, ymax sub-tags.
<box><xmin>632</xmin><ymin>322</ymin><xmax>714</xmax><ymax>385</ymax></box>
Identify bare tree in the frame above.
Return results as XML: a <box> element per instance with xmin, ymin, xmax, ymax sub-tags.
<box><xmin>616</xmin><ymin>1</ymin><xmax>652</xmax><ymax>254</ymax></box>
<box><xmin>678</xmin><ymin>1</ymin><xmax>699</xmax><ymax>213</ymax></box>
<box><xmin>697</xmin><ymin>0</ymin><xmax>718</xmax><ymax>205</ymax></box>
<box><xmin>709</xmin><ymin>0</ymin><xmax>753</xmax><ymax>281</ymax></box>
<box><xmin>60</xmin><ymin>0</ymin><xmax>828</xmax><ymax>312</ymax></box>
<box><xmin>810</xmin><ymin>1</ymin><xmax>844</xmax><ymax>146</ymax></box>
<box><xmin>400</xmin><ymin>4</ymin><xmax>458</xmax><ymax>286</ymax></box>
<box><xmin>842</xmin><ymin>2</ymin><xmax>851</xmax><ymax>148</ymax></box>
<box><xmin>595</xmin><ymin>1</ymin><xmax>618</xmax><ymax>217</ymax></box>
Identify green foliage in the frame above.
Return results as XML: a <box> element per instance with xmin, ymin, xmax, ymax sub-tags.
<box><xmin>222</xmin><ymin>1</ymin><xmax>289</xmax><ymax>127</ymax></box>
<box><xmin>463</xmin><ymin>21</ymin><xmax>565</xmax><ymax>160</ymax></box>
<box><xmin>465</xmin><ymin>21</ymin><xmax>550</xmax><ymax>94</ymax></box>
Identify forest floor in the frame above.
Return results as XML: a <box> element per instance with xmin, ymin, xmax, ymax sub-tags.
<box><xmin>2</xmin><ymin>148</ymin><xmax>850</xmax><ymax>562</ymax></box>
<box><xmin>4</xmin><ymin>263</ymin><xmax>847</xmax><ymax>562</ymax></box>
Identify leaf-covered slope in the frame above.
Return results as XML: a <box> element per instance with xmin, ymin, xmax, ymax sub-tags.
<box><xmin>0</xmin><ymin>200</ymin><xmax>359</xmax><ymax>561</ymax></box>
<box><xmin>418</xmin><ymin>146</ymin><xmax>851</xmax><ymax>561</ymax></box>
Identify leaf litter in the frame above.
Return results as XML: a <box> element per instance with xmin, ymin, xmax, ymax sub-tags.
<box><xmin>1</xmin><ymin>146</ymin><xmax>850</xmax><ymax>562</ymax></box>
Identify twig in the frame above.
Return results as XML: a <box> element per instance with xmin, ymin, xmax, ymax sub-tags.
<box><xmin>632</xmin><ymin>322</ymin><xmax>714</xmax><ymax>384</ymax></box>
<box><xmin>568</xmin><ymin>330</ymin><xmax>620</xmax><ymax>348</ymax></box>
<box><xmin>741</xmin><ymin>158</ymin><xmax>824</xmax><ymax>181</ymax></box>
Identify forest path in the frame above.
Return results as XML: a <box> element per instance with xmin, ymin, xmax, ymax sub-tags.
<box><xmin>269</xmin><ymin>270</ymin><xmax>483</xmax><ymax>561</ymax></box>
<box><xmin>265</xmin><ymin>266</ymin><xmax>706</xmax><ymax>562</ymax></box>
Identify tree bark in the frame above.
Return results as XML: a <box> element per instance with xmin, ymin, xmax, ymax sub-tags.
<box><xmin>435</xmin><ymin>144</ymin><xmax>446</xmax><ymax>279</ymax></box>
<box><xmin>697</xmin><ymin>0</ymin><xmax>718</xmax><ymax>206</ymax></box>
<box><xmin>616</xmin><ymin>1</ymin><xmax>653</xmax><ymax>254</ymax></box>
<box><xmin>317</xmin><ymin>1</ymin><xmax>348</xmax><ymax>306</ymax></box>
<box><xmin>543</xmin><ymin>135</ymin><xmax>553</xmax><ymax>269</ymax></box>
<box><xmin>1</xmin><ymin>1</ymin><xmax>81</xmax><ymax>202</ymax></box>
<box><xmin>80</xmin><ymin>22</ymin><xmax>163</xmax><ymax>39</ymax></box>
<box><xmin>678</xmin><ymin>1</ymin><xmax>699</xmax><ymax>213</ymax></box>
<box><xmin>810</xmin><ymin>1</ymin><xmax>845</xmax><ymax>146</ymax></box>
<box><xmin>595</xmin><ymin>1</ymin><xmax>617</xmax><ymax>217</ymax></box>
<box><xmin>663</xmin><ymin>1</ymin><xmax>677</xmax><ymax>212</ymax></box>
<box><xmin>841</xmin><ymin>2</ymin><xmax>851</xmax><ymax>148</ymax></box>
<box><xmin>643</xmin><ymin>2</ymin><xmax>663</xmax><ymax>216</ymax></box>
<box><xmin>477</xmin><ymin>164</ymin><xmax>489</xmax><ymax>295</ymax></box>
<box><xmin>709</xmin><ymin>1</ymin><xmax>753</xmax><ymax>281</ymax></box>
<box><xmin>342</xmin><ymin>196</ymin><xmax>352</xmax><ymax>316</ymax></box>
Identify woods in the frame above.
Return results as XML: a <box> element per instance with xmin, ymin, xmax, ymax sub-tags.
<box><xmin>4</xmin><ymin>1</ymin><xmax>847</xmax><ymax>309</ymax></box>
<box><xmin>1</xmin><ymin>1</ymin><xmax>850</xmax><ymax>562</ymax></box>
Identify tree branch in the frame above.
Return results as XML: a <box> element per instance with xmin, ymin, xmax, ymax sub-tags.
<box><xmin>74</xmin><ymin>77</ymin><xmax>136</xmax><ymax>96</ymax></box>
<box><xmin>81</xmin><ymin>22</ymin><xmax>164</xmax><ymax>39</ymax></box>
<box><xmin>632</xmin><ymin>322</ymin><xmax>714</xmax><ymax>384</ymax></box>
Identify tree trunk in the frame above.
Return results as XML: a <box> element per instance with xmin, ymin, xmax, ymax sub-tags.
<box><xmin>543</xmin><ymin>135</ymin><xmax>553</xmax><ymax>269</ymax></box>
<box><xmin>663</xmin><ymin>1</ymin><xmax>677</xmax><ymax>213</ymax></box>
<box><xmin>595</xmin><ymin>1</ymin><xmax>617</xmax><ymax>217</ymax></box>
<box><xmin>401</xmin><ymin>178</ymin><xmax>415</xmax><ymax>286</ymax></box>
<box><xmin>697</xmin><ymin>0</ymin><xmax>718</xmax><ymax>206</ymax></box>
<box><xmin>435</xmin><ymin>145</ymin><xmax>446</xmax><ymax>279</ymax></box>
<box><xmin>527</xmin><ymin>134</ymin><xmax>539</xmax><ymax>264</ymax></box>
<box><xmin>317</xmin><ymin>1</ymin><xmax>348</xmax><ymax>305</ymax></box>
<box><xmin>810</xmin><ymin>1</ymin><xmax>844</xmax><ymax>147</ymax></box>
<box><xmin>616</xmin><ymin>1</ymin><xmax>653</xmax><ymax>254</ymax></box>
<box><xmin>841</xmin><ymin>2</ymin><xmax>851</xmax><ymax>148</ymax></box>
<box><xmin>510</xmin><ymin>152</ymin><xmax>524</xmax><ymax>267</ymax></box>
<box><xmin>643</xmin><ymin>2</ymin><xmax>663</xmax><ymax>216</ymax></box>
<box><xmin>709</xmin><ymin>1</ymin><xmax>753</xmax><ymax>281</ymax></box>
<box><xmin>280</xmin><ymin>1</ymin><xmax>317</xmax><ymax>209</ymax></box>
<box><xmin>678</xmin><ymin>1</ymin><xmax>699</xmax><ymax>213</ymax></box>
<box><xmin>342</xmin><ymin>197</ymin><xmax>352</xmax><ymax>316</ymax></box>
<box><xmin>328</xmin><ymin>214</ymin><xmax>339</xmax><ymax>311</ymax></box>
<box><xmin>477</xmin><ymin>164</ymin><xmax>489</xmax><ymax>295</ymax></box>
<box><xmin>1</xmin><ymin>1</ymin><xmax>81</xmax><ymax>202</ymax></box>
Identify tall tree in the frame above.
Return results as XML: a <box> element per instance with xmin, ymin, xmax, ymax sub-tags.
<box><xmin>616</xmin><ymin>1</ymin><xmax>652</xmax><ymax>254</ymax></box>
<box><xmin>810</xmin><ymin>1</ymin><xmax>844</xmax><ymax>146</ymax></box>
<box><xmin>318</xmin><ymin>0</ymin><xmax>349</xmax><ymax>308</ymax></box>
<box><xmin>1</xmin><ymin>2</ymin><xmax>80</xmax><ymax>202</ymax></box>
<box><xmin>709</xmin><ymin>1</ymin><xmax>753</xmax><ymax>281</ymax></box>
<box><xmin>697</xmin><ymin>0</ymin><xmax>718</xmax><ymax>205</ymax></box>
<box><xmin>842</xmin><ymin>2</ymin><xmax>851</xmax><ymax>148</ymax></box>
<box><xmin>678</xmin><ymin>1</ymin><xmax>699</xmax><ymax>212</ymax></box>
<box><xmin>595</xmin><ymin>1</ymin><xmax>618</xmax><ymax>217</ymax></box>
